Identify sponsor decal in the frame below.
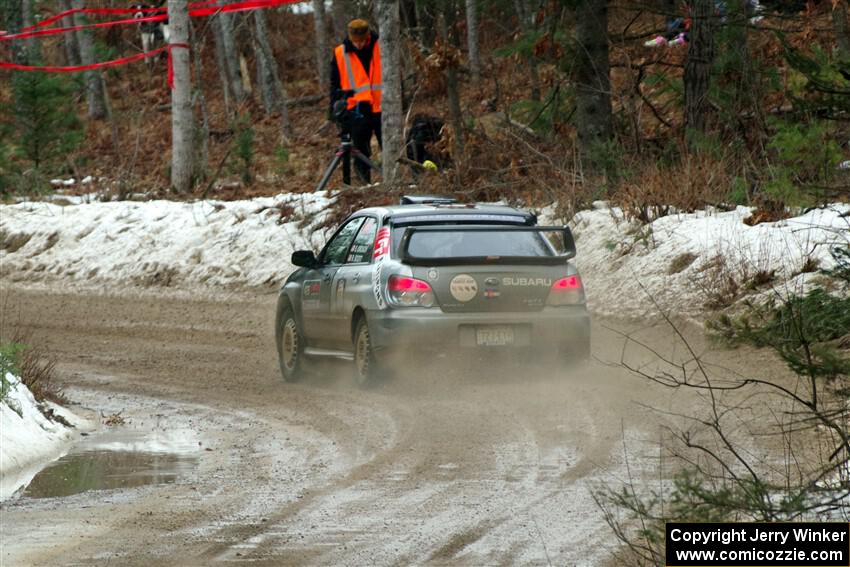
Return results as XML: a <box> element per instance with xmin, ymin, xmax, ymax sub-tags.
<box><xmin>303</xmin><ymin>280</ymin><xmax>322</xmax><ymax>297</ymax></box>
<box><xmin>502</xmin><ymin>277</ymin><xmax>552</xmax><ymax>286</ymax></box>
<box><xmin>427</xmin><ymin>268</ymin><xmax>439</xmax><ymax>281</ymax></box>
<box><xmin>484</xmin><ymin>277</ymin><xmax>499</xmax><ymax>286</ymax></box>
<box><xmin>373</xmin><ymin>227</ymin><xmax>391</xmax><ymax>259</ymax></box>
<box><xmin>372</xmin><ymin>260</ymin><xmax>386</xmax><ymax>309</ymax></box>
<box><xmin>484</xmin><ymin>289</ymin><xmax>501</xmax><ymax>299</ymax></box>
<box><xmin>372</xmin><ymin>227</ymin><xmax>391</xmax><ymax>310</ymax></box>
<box><xmin>449</xmin><ymin>274</ymin><xmax>478</xmax><ymax>302</ymax></box>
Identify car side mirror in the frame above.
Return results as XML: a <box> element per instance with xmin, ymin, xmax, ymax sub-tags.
<box><xmin>291</xmin><ymin>250</ymin><xmax>318</xmax><ymax>268</ymax></box>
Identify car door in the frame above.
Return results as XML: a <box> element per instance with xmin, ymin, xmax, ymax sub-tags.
<box><xmin>300</xmin><ymin>217</ymin><xmax>365</xmax><ymax>345</ymax></box>
<box><xmin>330</xmin><ymin>216</ymin><xmax>378</xmax><ymax>348</ymax></box>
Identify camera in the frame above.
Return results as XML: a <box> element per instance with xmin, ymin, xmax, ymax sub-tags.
<box><xmin>332</xmin><ymin>99</ymin><xmax>349</xmax><ymax>123</ymax></box>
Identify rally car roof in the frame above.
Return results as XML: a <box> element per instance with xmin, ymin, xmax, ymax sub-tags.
<box><xmin>354</xmin><ymin>203</ymin><xmax>537</xmax><ymax>224</ymax></box>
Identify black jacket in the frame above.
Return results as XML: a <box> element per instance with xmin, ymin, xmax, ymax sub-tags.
<box><xmin>329</xmin><ymin>32</ymin><xmax>380</xmax><ymax>115</ymax></box>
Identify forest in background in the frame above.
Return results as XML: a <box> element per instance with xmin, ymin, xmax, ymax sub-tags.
<box><xmin>0</xmin><ymin>0</ymin><xmax>848</xmax><ymax>219</ymax></box>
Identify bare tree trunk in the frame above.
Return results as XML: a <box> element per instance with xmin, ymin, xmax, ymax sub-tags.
<box><xmin>438</xmin><ymin>11</ymin><xmax>464</xmax><ymax>154</ymax></box>
<box><xmin>331</xmin><ymin>0</ymin><xmax>348</xmax><ymax>43</ymax></box>
<box><xmin>378</xmin><ymin>0</ymin><xmax>403</xmax><ymax>183</ymax></box>
<box><xmin>72</xmin><ymin>0</ymin><xmax>108</xmax><ymax>120</ymax></box>
<box><xmin>465</xmin><ymin>0</ymin><xmax>481</xmax><ymax>82</ymax></box>
<box><xmin>575</xmin><ymin>0</ymin><xmax>613</xmax><ymax>169</ymax></box>
<box><xmin>60</xmin><ymin>0</ymin><xmax>81</xmax><ymax>66</ymax></box>
<box><xmin>400</xmin><ymin>0</ymin><xmax>417</xmax><ymax>34</ymax></box>
<box><xmin>191</xmin><ymin>22</ymin><xmax>210</xmax><ymax>181</ymax></box>
<box><xmin>212</xmin><ymin>11</ymin><xmax>234</xmax><ymax>115</ymax></box>
<box><xmin>514</xmin><ymin>0</ymin><xmax>541</xmax><ymax>101</ymax></box>
<box><xmin>414</xmin><ymin>0</ymin><xmax>435</xmax><ymax>46</ymax></box>
<box><xmin>216</xmin><ymin>2</ymin><xmax>246</xmax><ymax>105</ymax></box>
<box><xmin>169</xmin><ymin>0</ymin><xmax>194</xmax><ymax>193</ymax></box>
<box><xmin>834</xmin><ymin>0</ymin><xmax>850</xmax><ymax>58</ymax></box>
<box><xmin>254</xmin><ymin>9</ymin><xmax>293</xmax><ymax>141</ymax></box>
<box><xmin>312</xmin><ymin>0</ymin><xmax>330</xmax><ymax>87</ymax></box>
<box><xmin>21</xmin><ymin>0</ymin><xmax>41</xmax><ymax>62</ymax></box>
<box><xmin>684</xmin><ymin>0</ymin><xmax>715</xmax><ymax>147</ymax></box>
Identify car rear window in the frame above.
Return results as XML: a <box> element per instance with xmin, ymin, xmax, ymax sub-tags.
<box><xmin>392</xmin><ymin>226</ymin><xmax>555</xmax><ymax>259</ymax></box>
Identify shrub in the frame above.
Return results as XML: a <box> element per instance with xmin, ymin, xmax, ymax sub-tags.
<box><xmin>0</xmin><ymin>335</ymin><xmax>64</xmax><ymax>405</ymax></box>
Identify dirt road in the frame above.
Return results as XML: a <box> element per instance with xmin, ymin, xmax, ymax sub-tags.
<box><xmin>0</xmin><ymin>285</ymin><xmax>764</xmax><ymax>566</ymax></box>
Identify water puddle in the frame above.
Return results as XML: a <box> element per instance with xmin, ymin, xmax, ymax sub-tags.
<box><xmin>21</xmin><ymin>430</ymin><xmax>199</xmax><ymax>500</ymax></box>
<box><xmin>23</xmin><ymin>450</ymin><xmax>197</xmax><ymax>499</ymax></box>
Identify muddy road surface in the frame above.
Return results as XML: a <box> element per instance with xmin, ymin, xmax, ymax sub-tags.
<box><xmin>1</xmin><ymin>285</ymin><xmax>762</xmax><ymax>566</ymax></box>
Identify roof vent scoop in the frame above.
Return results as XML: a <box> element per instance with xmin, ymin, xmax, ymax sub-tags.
<box><xmin>400</xmin><ymin>195</ymin><xmax>457</xmax><ymax>206</ymax></box>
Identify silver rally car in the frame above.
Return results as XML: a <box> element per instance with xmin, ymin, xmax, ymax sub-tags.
<box><xmin>275</xmin><ymin>196</ymin><xmax>590</xmax><ymax>386</ymax></box>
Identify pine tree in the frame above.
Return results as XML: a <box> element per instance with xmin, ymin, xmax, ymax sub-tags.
<box><xmin>6</xmin><ymin>73</ymin><xmax>83</xmax><ymax>170</ymax></box>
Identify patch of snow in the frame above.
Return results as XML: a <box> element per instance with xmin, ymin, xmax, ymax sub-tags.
<box><xmin>568</xmin><ymin>203</ymin><xmax>849</xmax><ymax>319</ymax></box>
<box><xmin>0</xmin><ymin>373</ymin><xmax>90</xmax><ymax>500</ymax></box>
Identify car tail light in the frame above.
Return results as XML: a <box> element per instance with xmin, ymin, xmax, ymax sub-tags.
<box><xmin>547</xmin><ymin>275</ymin><xmax>585</xmax><ymax>306</ymax></box>
<box><xmin>387</xmin><ymin>275</ymin><xmax>435</xmax><ymax>308</ymax></box>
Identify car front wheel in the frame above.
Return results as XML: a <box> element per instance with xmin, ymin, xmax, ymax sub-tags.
<box><xmin>278</xmin><ymin>306</ymin><xmax>303</xmax><ymax>382</ymax></box>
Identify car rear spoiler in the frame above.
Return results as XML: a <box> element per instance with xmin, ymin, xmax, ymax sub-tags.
<box><xmin>399</xmin><ymin>225</ymin><xmax>576</xmax><ymax>266</ymax></box>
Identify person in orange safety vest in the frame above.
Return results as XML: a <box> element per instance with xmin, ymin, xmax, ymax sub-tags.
<box><xmin>329</xmin><ymin>19</ymin><xmax>382</xmax><ymax>184</ymax></box>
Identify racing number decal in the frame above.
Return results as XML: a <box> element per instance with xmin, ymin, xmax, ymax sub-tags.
<box><xmin>372</xmin><ymin>227</ymin><xmax>390</xmax><ymax>310</ymax></box>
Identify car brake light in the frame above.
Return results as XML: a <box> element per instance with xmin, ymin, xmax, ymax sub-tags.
<box><xmin>547</xmin><ymin>275</ymin><xmax>584</xmax><ymax>305</ymax></box>
<box><xmin>387</xmin><ymin>275</ymin><xmax>435</xmax><ymax>308</ymax></box>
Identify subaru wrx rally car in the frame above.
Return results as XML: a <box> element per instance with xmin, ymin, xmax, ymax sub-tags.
<box><xmin>275</xmin><ymin>196</ymin><xmax>590</xmax><ymax>386</ymax></box>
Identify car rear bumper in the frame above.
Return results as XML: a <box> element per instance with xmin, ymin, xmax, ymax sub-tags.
<box><xmin>367</xmin><ymin>305</ymin><xmax>590</xmax><ymax>353</ymax></box>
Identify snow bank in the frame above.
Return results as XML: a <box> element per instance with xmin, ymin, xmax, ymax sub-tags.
<box><xmin>572</xmin><ymin>202</ymin><xmax>850</xmax><ymax>319</ymax></box>
<box><xmin>0</xmin><ymin>193</ymin><xmax>331</xmax><ymax>289</ymax></box>
<box><xmin>0</xmin><ymin>373</ymin><xmax>89</xmax><ymax>500</ymax></box>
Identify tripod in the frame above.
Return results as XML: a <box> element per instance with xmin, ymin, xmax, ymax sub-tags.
<box><xmin>314</xmin><ymin>130</ymin><xmax>381</xmax><ymax>193</ymax></box>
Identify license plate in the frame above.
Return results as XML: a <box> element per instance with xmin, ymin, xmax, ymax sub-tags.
<box><xmin>476</xmin><ymin>326</ymin><xmax>514</xmax><ymax>346</ymax></box>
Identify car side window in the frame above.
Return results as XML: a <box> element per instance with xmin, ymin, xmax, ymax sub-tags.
<box><xmin>323</xmin><ymin>217</ymin><xmax>365</xmax><ymax>265</ymax></box>
<box><xmin>346</xmin><ymin>217</ymin><xmax>378</xmax><ymax>264</ymax></box>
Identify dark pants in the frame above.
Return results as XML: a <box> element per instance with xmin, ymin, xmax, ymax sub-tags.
<box><xmin>350</xmin><ymin>107</ymin><xmax>382</xmax><ymax>184</ymax></box>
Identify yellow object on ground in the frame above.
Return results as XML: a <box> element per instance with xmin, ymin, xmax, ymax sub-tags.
<box><xmin>423</xmin><ymin>160</ymin><xmax>438</xmax><ymax>171</ymax></box>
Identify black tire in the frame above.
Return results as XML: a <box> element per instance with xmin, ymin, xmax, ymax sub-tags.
<box><xmin>277</xmin><ymin>305</ymin><xmax>304</xmax><ymax>382</ymax></box>
<box><xmin>353</xmin><ymin>316</ymin><xmax>382</xmax><ymax>388</ymax></box>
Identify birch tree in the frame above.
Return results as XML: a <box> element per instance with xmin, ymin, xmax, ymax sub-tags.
<box><xmin>71</xmin><ymin>0</ymin><xmax>108</xmax><ymax>120</ymax></box>
<box><xmin>377</xmin><ymin>0</ymin><xmax>402</xmax><ymax>183</ymax></box>
<box><xmin>312</xmin><ymin>0</ymin><xmax>330</xmax><ymax>87</ymax></box>
<box><xmin>575</xmin><ymin>0</ymin><xmax>612</xmax><ymax>172</ymax></box>
<box><xmin>465</xmin><ymin>0</ymin><xmax>480</xmax><ymax>83</ymax></box>
<box><xmin>254</xmin><ymin>9</ymin><xmax>293</xmax><ymax>141</ymax></box>
<box><xmin>169</xmin><ymin>0</ymin><xmax>194</xmax><ymax>192</ymax></box>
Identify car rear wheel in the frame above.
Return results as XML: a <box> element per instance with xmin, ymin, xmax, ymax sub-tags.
<box><xmin>278</xmin><ymin>306</ymin><xmax>303</xmax><ymax>382</ymax></box>
<box><xmin>353</xmin><ymin>316</ymin><xmax>383</xmax><ymax>388</ymax></box>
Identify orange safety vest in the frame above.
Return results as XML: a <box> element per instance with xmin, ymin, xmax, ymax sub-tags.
<box><xmin>334</xmin><ymin>41</ymin><xmax>382</xmax><ymax>113</ymax></box>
